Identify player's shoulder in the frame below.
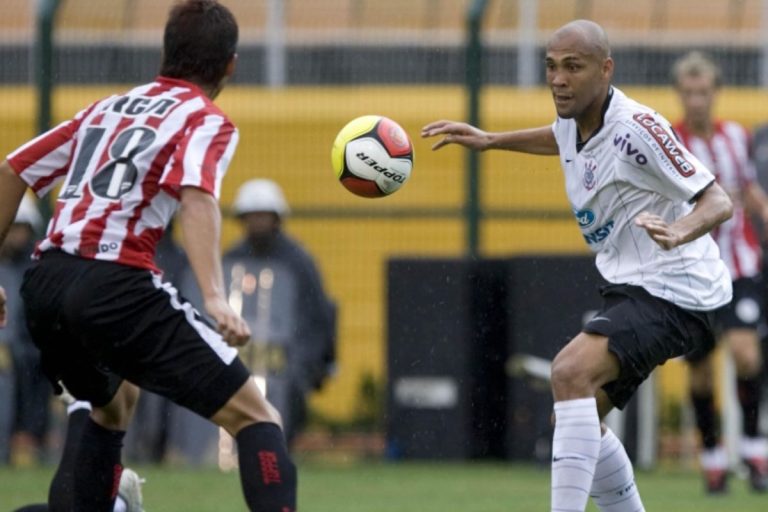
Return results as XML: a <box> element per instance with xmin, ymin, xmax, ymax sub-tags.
<box><xmin>717</xmin><ymin>119</ymin><xmax>750</xmax><ymax>142</ymax></box>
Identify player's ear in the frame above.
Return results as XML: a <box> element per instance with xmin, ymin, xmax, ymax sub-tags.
<box><xmin>225</xmin><ymin>53</ymin><xmax>237</xmax><ymax>79</ymax></box>
<box><xmin>602</xmin><ymin>57</ymin><xmax>614</xmax><ymax>80</ymax></box>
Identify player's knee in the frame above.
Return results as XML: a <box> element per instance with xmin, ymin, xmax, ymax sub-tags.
<box><xmin>212</xmin><ymin>380</ymin><xmax>284</xmax><ymax>435</ymax></box>
<box><xmin>550</xmin><ymin>353</ymin><xmax>592</xmax><ymax>397</ymax></box>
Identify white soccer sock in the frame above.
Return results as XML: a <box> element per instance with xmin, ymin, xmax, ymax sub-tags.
<box><xmin>590</xmin><ymin>428</ymin><xmax>645</xmax><ymax>512</ymax></box>
<box><xmin>551</xmin><ymin>397</ymin><xmax>601</xmax><ymax>512</ymax></box>
<box><xmin>113</xmin><ymin>497</ymin><xmax>127</xmax><ymax>512</ymax></box>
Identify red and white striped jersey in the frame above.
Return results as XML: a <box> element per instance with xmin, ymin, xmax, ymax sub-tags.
<box><xmin>7</xmin><ymin>77</ymin><xmax>239</xmax><ymax>272</ymax></box>
<box><xmin>673</xmin><ymin>120</ymin><xmax>760</xmax><ymax>279</ymax></box>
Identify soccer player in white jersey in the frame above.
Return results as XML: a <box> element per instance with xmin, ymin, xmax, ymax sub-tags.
<box><xmin>423</xmin><ymin>20</ymin><xmax>733</xmax><ymax>512</ymax></box>
<box><xmin>672</xmin><ymin>51</ymin><xmax>768</xmax><ymax>493</ymax></box>
<box><xmin>0</xmin><ymin>1</ymin><xmax>296</xmax><ymax>511</ymax></box>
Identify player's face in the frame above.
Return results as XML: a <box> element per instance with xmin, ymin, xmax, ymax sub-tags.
<box><xmin>240</xmin><ymin>211</ymin><xmax>280</xmax><ymax>240</ymax></box>
<box><xmin>545</xmin><ymin>48</ymin><xmax>611</xmax><ymax>120</ymax></box>
<box><xmin>676</xmin><ymin>73</ymin><xmax>717</xmax><ymax>127</ymax></box>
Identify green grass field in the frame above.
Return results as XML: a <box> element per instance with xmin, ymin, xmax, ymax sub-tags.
<box><xmin>1</xmin><ymin>461</ymin><xmax>766</xmax><ymax>511</ymax></box>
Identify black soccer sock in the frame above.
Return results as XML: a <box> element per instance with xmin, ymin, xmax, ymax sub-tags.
<box><xmin>72</xmin><ymin>417</ymin><xmax>125</xmax><ymax>512</ymax></box>
<box><xmin>236</xmin><ymin>422</ymin><xmax>297</xmax><ymax>512</ymax></box>
<box><xmin>691</xmin><ymin>391</ymin><xmax>720</xmax><ymax>449</ymax></box>
<box><xmin>13</xmin><ymin>506</ymin><xmax>49</xmax><ymax>512</ymax></box>
<box><xmin>738</xmin><ymin>376</ymin><xmax>762</xmax><ymax>438</ymax></box>
<box><xmin>48</xmin><ymin>408</ymin><xmax>90</xmax><ymax>511</ymax></box>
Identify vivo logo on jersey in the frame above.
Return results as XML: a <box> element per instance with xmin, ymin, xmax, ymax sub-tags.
<box><xmin>108</xmin><ymin>95</ymin><xmax>179</xmax><ymax>118</ymax></box>
<box><xmin>583</xmin><ymin>220</ymin><xmax>614</xmax><ymax>245</ymax></box>
<box><xmin>573</xmin><ymin>208</ymin><xmax>596</xmax><ymax>228</ymax></box>
<box><xmin>613</xmin><ymin>133</ymin><xmax>648</xmax><ymax>165</ymax></box>
<box><xmin>632</xmin><ymin>113</ymin><xmax>695</xmax><ymax>177</ymax></box>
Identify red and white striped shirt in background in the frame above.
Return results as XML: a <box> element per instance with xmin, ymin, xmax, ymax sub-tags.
<box><xmin>7</xmin><ymin>76</ymin><xmax>238</xmax><ymax>272</ymax></box>
<box><xmin>674</xmin><ymin>120</ymin><xmax>761</xmax><ymax>280</ymax></box>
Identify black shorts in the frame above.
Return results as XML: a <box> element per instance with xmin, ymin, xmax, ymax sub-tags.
<box><xmin>686</xmin><ymin>277</ymin><xmax>762</xmax><ymax>362</ymax></box>
<box><xmin>717</xmin><ymin>276</ymin><xmax>763</xmax><ymax>330</ymax></box>
<box><xmin>19</xmin><ymin>251</ymin><xmax>250</xmax><ymax>418</ymax></box>
<box><xmin>583</xmin><ymin>284</ymin><xmax>718</xmax><ymax>410</ymax></box>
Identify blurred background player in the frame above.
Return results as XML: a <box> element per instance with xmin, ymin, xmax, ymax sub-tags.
<box><xmin>672</xmin><ymin>50</ymin><xmax>768</xmax><ymax>493</ymax></box>
<box><xmin>0</xmin><ymin>194</ymin><xmax>49</xmax><ymax>467</ymax></box>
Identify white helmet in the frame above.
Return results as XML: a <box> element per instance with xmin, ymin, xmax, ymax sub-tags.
<box><xmin>15</xmin><ymin>194</ymin><xmax>43</xmax><ymax>230</ymax></box>
<box><xmin>232</xmin><ymin>179</ymin><xmax>290</xmax><ymax>216</ymax></box>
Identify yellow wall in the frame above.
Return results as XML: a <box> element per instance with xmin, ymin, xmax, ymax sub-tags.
<box><xmin>3</xmin><ymin>85</ymin><xmax>768</xmax><ymax>420</ymax></box>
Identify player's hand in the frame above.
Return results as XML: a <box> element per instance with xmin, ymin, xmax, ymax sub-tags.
<box><xmin>204</xmin><ymin>296</ymin><xmax>251</xmax><ymax>347</ymax></box>
<box><xmin>635</xmin><ymin>211</ymin><xmax>683</xmax><ymax>250</ymax></box>
<box><xmin>0</xmin><ymin>286</ymin><xmax>6</xmax><ymax>328</ymax></box>
<box><xmin>421</xmin><ymin>120</ymin><xmax>491</xmax><ymax>151</ymax></box>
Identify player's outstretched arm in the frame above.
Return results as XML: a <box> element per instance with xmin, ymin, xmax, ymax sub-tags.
<box><xmin>179</xmin><ymin>186</ymin><xmax>250</xmax><ymax>346</ymax></box>
<box><xmin>635</xmin><ymin>182</ymin><xmax>733</xmax><ymax>250</ymax></box>
<box><xmin>421</xmin><ymin>121</ymin><xmax>559</xmax><ymax>155</ymax></box>
<box><xmin>0</xmin><ymin>160</ymin><xmax>28</xmax><ymax>248</ymax></box>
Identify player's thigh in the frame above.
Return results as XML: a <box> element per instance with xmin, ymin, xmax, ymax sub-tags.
<box><xmin>551</xmin><ymin>333</ymin><xmax>619</xmax><ymax>388</ymax></box>
<box><xmin>95</xmin><ymin>273</ymin><xmax>253</xmax><ymax>421</ymax></box>
<box><xmin>584</xmin><ymin>284</ymin><xmax>716</xmax><ymax>410</ymax></box>
<box><xmin>726</xmin><ymin>328</ymin><xmax>762</xmax><ymax>374</ymax></box>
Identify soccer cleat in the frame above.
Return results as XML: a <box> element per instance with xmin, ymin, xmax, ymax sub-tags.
<box><xmin>744</xmin><ymin>457</ymin><xmax>768</xmax><ymax>492</ymax></box>
<box><xmin>703</xmin><ymin>468</ymin><xmax>728</xmax><ymax>494</ymax></box>
<box><xmin>118</xmin><ymin>468</ymin><xmax>146</xmax><ymax>512</ymax></box>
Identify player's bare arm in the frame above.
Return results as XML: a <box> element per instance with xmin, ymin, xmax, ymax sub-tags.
<box><xmin>0</xmin><ymin>160</ymin><xmax>28</xmax><ymax>248</ymax></box>
<box><xmin>179</xmin><ymin>186</ymin><xmax>250</xmax><ymax>347</ymax></box>
<box><xmin>421</xmin><ymin>121</ymin><xmax>559</xmax><ymax>155</ymax></box>
<box><xmin>743</xmin><ymin>181</ymin><xmax>768</xmax><ymax>229</ymax></box>
<box><xmin>0</xmin><ymin>285</ymin><xmax>6</xmax><ymax>328</ymax></box>
<box><xmin>635</xmin><ymin>182</ymin><xmax>733</xmax><ymax>250</ymax></box>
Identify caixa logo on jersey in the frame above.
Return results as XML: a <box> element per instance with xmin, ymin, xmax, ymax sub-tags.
<box><xmin>573</xmin><ymin>208</ymin><xmax>596</xmax><ymax>228</ymax></box>
<box><xmin>583</xmin><ymin>220</ymin><xmax>615</xmax><ymax>245</ymax></box>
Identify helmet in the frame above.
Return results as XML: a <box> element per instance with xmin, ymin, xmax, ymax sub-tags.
<box><xmin>232</xmin><ymin>179</ymin><xmax>290</xmax><ymax>216</ymax></box>
<box><xmin>14</xmin><ymin>194</ymin><xmax>43</xmax><ymax>230</ymax></box>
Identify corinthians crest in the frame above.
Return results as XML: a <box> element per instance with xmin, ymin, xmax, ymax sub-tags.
<box><xmin>583</xmin><ymin>158</ymin><xmax>597</xmax><ymax>190</ymax></box>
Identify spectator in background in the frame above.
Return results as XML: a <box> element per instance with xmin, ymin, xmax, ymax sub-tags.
<box><xmin>0</xmin><ymin>194</ymin><xmax>49</xmax><ymax>467</ymax></box>
<box><xmin>225</xmin><ymin>179</ymin><xmax>336</xmax><ymax>444</ymax></box>
<box><xmin>673</xmin><ymin>51</ymin><xmax>768</xmax><ymax>493</ymax></box>
<box><xmin>173</xmin><ymin>179</ymin><xmax>336</xmax><ymax>460</ymax></box>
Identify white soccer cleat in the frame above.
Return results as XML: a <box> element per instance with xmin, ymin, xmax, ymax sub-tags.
<box><xmin>118</xmin><ymin>468</ymin><xmax>146</xmax><ymax>512</ymax></box>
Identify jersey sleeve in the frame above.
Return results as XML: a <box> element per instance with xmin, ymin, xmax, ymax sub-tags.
<box><xmin>623</xmin><ymin>112</ymin><xmax>716</xmax><ymax>202</ymax></box>
<box><xmin>159</xmin><ymin>113</ymin><xmax>239</xmax><ymax>200</ymax></box>
<box><xmin>6</xmin><ymin>102</ymin><xmax>97</xmax><ymax>197</ymax></box>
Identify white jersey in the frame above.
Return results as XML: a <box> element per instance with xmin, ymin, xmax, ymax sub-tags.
<box><xmin>552</xmin><ymin>87</ymin><xmax>732</xmax><ymax>311</ymax></box>
<box><xmin>8</xmin><ymin>76</ymin><xmax>238</xmax><ymax>272</ymax></box>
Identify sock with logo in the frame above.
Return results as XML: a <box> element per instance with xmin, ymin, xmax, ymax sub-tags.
<box><xmin>72</xmin><ymin>417</ymin><xmax>125</xmax><ymax>512</ymax></box>
<box><xmin>551</xmin><ymin>397</ymin><xmax>601</xmax><ymax>512</ymax></box>
<box><xmin>737</xmin><ymin>376</ymin><xmax>761</xmax><ymax>438</ymax></box>
<box><xmin>690</xmin><ymin>391</ymin><xmax>719</xmax><ymax>449</ymax></box>
<box><xmin>236</xmin><ymin>422</ymin><xmax>297</xmax><ymax>512</ymax></box>
<box><xmin>590</xmin><ymin>428</ymin><xmax>645</xmax><ymax>511</ymax></box>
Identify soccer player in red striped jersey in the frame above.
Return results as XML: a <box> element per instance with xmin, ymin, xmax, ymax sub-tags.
<box><xmin>673</xmin><ymin>51</ymin><xmax>768</xmax><ymax>494</ymax></box>
<box><xmin>0</xmin><ymin>1</ymin><xmax>296</xmax><ymax>511</ymax></box>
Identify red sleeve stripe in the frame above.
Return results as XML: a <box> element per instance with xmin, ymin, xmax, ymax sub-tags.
<box><xmin>160</xmin><ymin>113</ymin><xmax>207</xmax><ymax>193</ymax></box>
<box><xmin>199</xmin><ymin>120</ymin><xmax>235</xmax><ymax>195</ymax></box>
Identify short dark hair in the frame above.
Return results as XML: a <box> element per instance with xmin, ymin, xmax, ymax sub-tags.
<box><xmin>160</xmin><ymin>0</ymin><xmax>238</xmax><ymax>86</ymax></box>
